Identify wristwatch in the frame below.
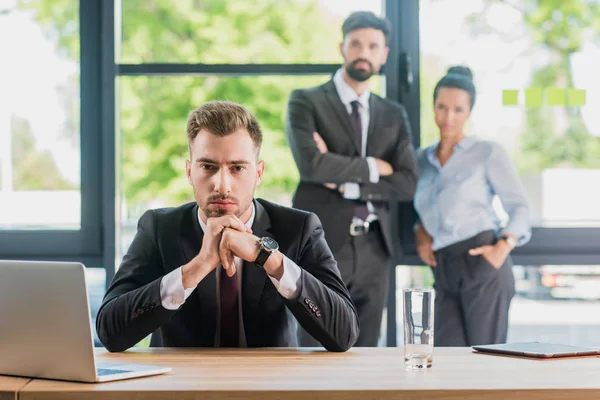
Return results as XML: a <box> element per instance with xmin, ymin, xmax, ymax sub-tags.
<box><xmin>254</xmin><ymin>237</ymin><xmax>279</xmax><ymax>268</ymax></box>
<box><xmin>500</xmin><ymin>235</ymin><xmax>517</xmax><ymax>250</ymax></box>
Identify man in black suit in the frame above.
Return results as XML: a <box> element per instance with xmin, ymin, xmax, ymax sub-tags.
<box><xmin>97</xmin><ymin>101</ymin><xmax>359</xmax><ymax>352</ymax></box>
<box><xmin>286</xmin><ymin>12</ymin><xmax>418</xmax><ymax>346</ymax></box>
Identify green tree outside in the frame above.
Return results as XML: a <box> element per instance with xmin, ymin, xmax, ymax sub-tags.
<box><xmin>11</xmin><ymin>116</ymin><xmax>76</xmax><ymax>190</ymax></box>
<box><xmin>17</xmin><ymin>0</ymin><xmax>351</xmax><ymax>215</ymax></box>
<box><xmin>466</xmin><ymin>0</ymin><xmax>600</xmax><ymax>172</ymax></box>
<box><xmin>16</xmin><ymin>0</ymin><xmax>600</xmax><ymax>203</ymax></box>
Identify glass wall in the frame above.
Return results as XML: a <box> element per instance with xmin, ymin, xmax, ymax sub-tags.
<box><xmin>113</xmin><ymin>0</ymin><xmax>385</xmax><ymax>347</ymax></box>
<box><xmin>4</xmin><ymin>0</ymin><xmax>600</xmax><ymax>348</ymax></box>
<box><xmin>0</xmin><ymin>0</ymin><xmax>81</xmax><ymax>230</ymax></box>
<box><xmin>412</xmin><ymin>0</ymin><xmax>600</xmax><ymax>346</ymax></box>
<box><xmin>116</xmin><ymin>0</ymin><xmax>385</xmax><ymax>258</ymax></box>
<box><xmin>420</xmin><ymin>0</ymin><xmax>600</xmax><ymax>228</ymax></box>
<box><xmin>394</xmin><ymin>265</ymin><xmax>600</xmax><ymax>346</ymax></box>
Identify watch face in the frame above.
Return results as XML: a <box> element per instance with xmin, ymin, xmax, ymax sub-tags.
<box><xmin>262</xmin><ymin>237</ymin><xmax>279</xmax><ymax>251</ymax></box>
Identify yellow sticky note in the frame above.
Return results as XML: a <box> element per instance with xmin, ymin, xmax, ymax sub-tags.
<box><xmin>525</xmin><ymin>88</ymin><xmax>543</xmax><ymax>107</ymax></box>
<box><xmin>546</xmin><ymin>87</ymin><xmax>566</xmax><ymax>106</ymax></box>
<box><xmin>502</xmin><ymin>90</ymin><xmax>519</xmax><ymax>106</ymax></box>
<box><xmin>567</xmin><ymin>89</ymin><xmax>586</xmax><ymax>107</ymax></box>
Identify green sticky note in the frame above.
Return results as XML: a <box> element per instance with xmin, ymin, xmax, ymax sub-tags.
<box><xmin>546</xmin><ymin>87</ymin><xmax>566</xmax><ymax>106</ymax></box>
<box><xmin>525</xmin><ymin>88</ymin><xmax>543</xmax><ymax>107</ymax></box>
<box><xmin>567</xmin><ymin>89</ymin><xmax>586</xmax><ymax>107</ymax></box>
<box><xmin>502</xmin><ymin>90</ymin><xmax>519</xmax><ymax>106</ymax></box>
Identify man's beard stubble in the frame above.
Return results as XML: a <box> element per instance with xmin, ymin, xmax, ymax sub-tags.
<box><xmin>345</xmin><ymin>58</ymin><xmax>376</xmax><ymax>82</ymax></box>
<box><xmin>200</xmin><ymin>193</ymin><xmax>253</xmax><ymax>220</ymax></box>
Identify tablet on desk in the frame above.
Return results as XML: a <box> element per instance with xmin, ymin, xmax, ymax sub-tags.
<box><xmin>472</xmin><ymin>342</ymin><xmax>600</xmax><ymax>358</ymax></box>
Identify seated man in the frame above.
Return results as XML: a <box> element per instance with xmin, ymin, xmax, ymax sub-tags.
<box><xmin>96</xmin><ymin>101</ymin><xmax>359</xmax><ymax>352</ymax></box>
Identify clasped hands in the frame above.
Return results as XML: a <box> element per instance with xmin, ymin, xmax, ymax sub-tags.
<box><xmin>182</xmin><ymin>215</ymin><xmax>283</xmax><ymax>289</ymax></box>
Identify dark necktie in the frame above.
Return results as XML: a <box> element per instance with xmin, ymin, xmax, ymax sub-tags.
<box><xmin>350</xmin><ymin>100</ymin><xmax>369</xmax><ymax>221</ymax></box>
<box><xmin>219</xmin><ymin>266</ymin><xmax>239</xmax><ymax>347</ymax></box>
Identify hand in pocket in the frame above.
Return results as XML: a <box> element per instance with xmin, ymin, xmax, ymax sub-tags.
<box><xmin>468</xmin><ymin>243</ymin><xmax>509</xmax><ymax>269</ymax></box>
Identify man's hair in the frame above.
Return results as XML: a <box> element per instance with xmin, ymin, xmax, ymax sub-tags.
<box><xmin>342</xmin><ymin>11</ymin><xmax>392</xmax><ymax>45</ymax></box>
<box><xmin>186</xmin><ymin>100</ymin><xmax>263</xmax><ymax>155</ymax></box>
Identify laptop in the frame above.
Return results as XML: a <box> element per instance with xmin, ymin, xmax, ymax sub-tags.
<box><xmin>0</xmin><ymin>260</ymin><xmax>171</xmax><ymax>382</ymax></box>
<box><xmin>472</xmin><ymin>342</ymin><xmax>600</xmax><ymax>359</ymax></box>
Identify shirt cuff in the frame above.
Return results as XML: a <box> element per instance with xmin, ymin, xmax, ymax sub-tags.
<box><xmin>501</xmin><ymin>227</ymin><xmax>532</xmax><ymax>247</ymax></box>
<box><xmin>343</xmin><ymin>182</ymin><xmax>360</xmax><ymax>199</ymax></box>
<box><xmin>159</xmin><ymin>266</ymin><xmax>196</xmax><ymax>310</ymax></box>
<box><xmin>366</xmin><ymin>157</ymin><xmax>380</xmax><ymax>183</ymax></box>
<box><xmin>413</xmin><ymin>220</ymin><xmax>421</xmax><ymax>233</ymax></box>
<box><xmin>267</xmin><ymin>254</ymin><xmax>301</xmax><ymax>299</ymax></box>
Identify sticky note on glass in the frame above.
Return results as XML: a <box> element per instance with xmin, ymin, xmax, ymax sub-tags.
<box><xmin>546</xmin><ymin>88</ymin><xmax>566</xmax><ymax>106</ymax></box>
<box><xmin>502</xmin><ymin>90</ymin><xmax>519</xmax><ymax>106</ymax></box>
<box><xmin>567</xmin><ymin>89</ymin><xmax>586</xmax><ymax>107</ymax></box>
<box><xmin>525</xmin><ymin>88</ymin><xmax>543</xmax><ymax>107</ymax></box>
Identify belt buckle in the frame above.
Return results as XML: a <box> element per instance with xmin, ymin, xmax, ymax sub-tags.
<box><xmin>350</xmin><ymin>220</ymin><xmax>370</xmax><ymax>236</ymax></box>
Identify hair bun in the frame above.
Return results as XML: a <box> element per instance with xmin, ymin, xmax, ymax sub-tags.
<box><xmin>447</xmin><ymin>66</ymin><xmax>473</xmax><ymax>81</ymax></box>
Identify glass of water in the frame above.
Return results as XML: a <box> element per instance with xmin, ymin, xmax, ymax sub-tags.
<box><xmin>403</xmin><ymin>288</ymin><xmax>435</xmax><ymax>369</ymax></box>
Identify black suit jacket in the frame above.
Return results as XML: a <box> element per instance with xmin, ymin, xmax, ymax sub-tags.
<box><xmin>96</xmin><ymin>199</ymin><xmax>359</xmax><ymax>352</ymax></box>
<box><xmin>286</xmin><ymin>80</ymin><xmax>418</xmax><ymax>255</ymax></box>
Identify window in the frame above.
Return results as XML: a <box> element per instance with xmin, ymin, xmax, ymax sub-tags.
<box><xmin>115</xmin><ymin>0</ymin><xmax>386</xmax><ymax>260</ymax></box>
<box><xmin>419</xmin><ymin>0</ymin><xmax>600</xmax><ymax>229</ymax></box>
<box><xmin>385</xmin><ymin>0</ymin><xmax>600</xmax><ymax>347</ymax></box>
<box><xmin>118</xmin><ymin>0</ymin><xmax>384</xmax><ymax>64</ymax></box>
<box><xmin>1</xmin><ymin>1</ymin><xmax>106</xmax><ymax>344</ymax></box>
<box><xmin>394</xmin><ymin>265</ymin><xmax>600</xmax><ymax>347</ymax></box>
<box><xmin>0</xmin><ymin>0</ymin><xmax>102</xmax><ymax>260</ymax></box>
<box><xmin>0</xmin><ymin>1</ymin><xmax>80</xmax><ymax>230</ymax></box>
<box><xmin>6</xmin><ymin>0</ymin><xmax>599</xmax><ymax>349</ymax></box>
<box><xmin>113</xmin><ymin>1</ymin><xmax>389</xmax><ymax>347</ymax></box>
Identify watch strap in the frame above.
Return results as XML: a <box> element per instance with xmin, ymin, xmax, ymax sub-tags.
<box><xmin>254</xmin><ymin>246</ymin><xmax>271</xmax><ymax>268</ymax></box>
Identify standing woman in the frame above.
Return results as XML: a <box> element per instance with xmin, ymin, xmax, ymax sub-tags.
<box><xmin>414</xmin><ymin>66</ymin><xmax>531</xmax><ymax>346</ymax></box>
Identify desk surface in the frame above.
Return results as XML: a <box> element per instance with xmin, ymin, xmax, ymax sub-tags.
<box><xmin>17</xmin><ymin>347</ymin><xmax>600</xmax><ymax>400</ymax></box>
<box><xmin>0</xmin><ymin>376</ymin><xmax>30</xmax><ymax>400</ymax></box>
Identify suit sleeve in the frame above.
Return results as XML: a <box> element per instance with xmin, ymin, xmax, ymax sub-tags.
<box><xmin>286</xmin><ymin>89</ymin><xmax>371</xmax><ymax>184</ymax></box>
<box><xmin>358</xmin><ymin>105</ymin><xmax>418</xmax><ymax>202</ymax></box>
<box><xmin>96</xmin><ymin>210</ymin><xmax>177</xmax><ymax>352</ymax></box>
<box><xmin>284</xmin><ymin>213</ymin><xmax>360</xmax><ymax>352</ymax></box>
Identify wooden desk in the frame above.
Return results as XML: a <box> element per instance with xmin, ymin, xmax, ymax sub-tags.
<box><xmin>0</xmin><ymin>376</ymin><xmax>30</xmax><ymax>400</ymax></box>
<box><xmin>18</xmin><ymin>347</ymin><xmax>600</xmax><ymax>399</ymax></box>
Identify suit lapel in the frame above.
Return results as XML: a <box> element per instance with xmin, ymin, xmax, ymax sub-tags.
<box><xmin>323</xmin><ymin>81</ymin><xmax>361</xmax><ymax>154</ymax></box>
<box><xmin>366</xmin><ymin>95</ymin><xmax>381</xmax><ymax>156</ymax></box>
<box><xmin>179</xmin><ymin>204</ymin><xmax>217</xmax><ymax>345</ymax></box>
<box><xmin>179</xmin><ymin>204</ymin><xmax>203</xmax><ymax>263</ymax></box>
<box><xmin>242</xmin><ymin>200</ymin><xmax>271</xmax><ymax>345</ymax></box>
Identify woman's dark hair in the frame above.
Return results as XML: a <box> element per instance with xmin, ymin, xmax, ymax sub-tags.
<box><xmin>433</xmin><ymin>66</ymin><xmax>476</xmax><ymax>110</ymax></box>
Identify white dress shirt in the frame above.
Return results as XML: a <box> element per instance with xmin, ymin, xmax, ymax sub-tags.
<box><xmin>332</xmin><ymin>69</ymin><xmax>379</xmax><ymax>220</ymax></box>
<box><xmin>159</xmin><ymin>203</ymin><xmax>302</xmax><ymax>346</ymax></box>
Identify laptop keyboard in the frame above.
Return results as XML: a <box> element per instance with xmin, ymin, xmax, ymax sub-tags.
<box><xmin>97</xmin><ymin>368</ymin><xmax>132</xmax><ymax>376</ymax></box>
